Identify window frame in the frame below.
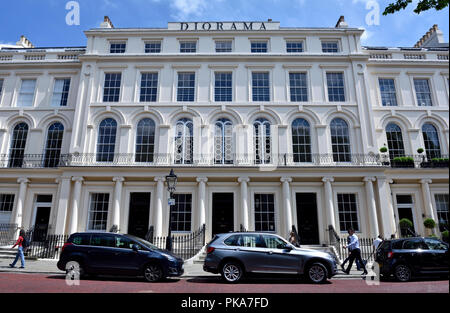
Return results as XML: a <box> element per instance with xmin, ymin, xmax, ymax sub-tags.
<box><xmin>96</xmin><ymin>118</ymin><xmax>118</xmax><ymax>163</ymax></box>
<box><xmin>336</xmin><ymin>193</ymin><xmax>361</xmax><ymax>233</ymax></box>
<box><xmin>51</xmin><ymin>78</ymin><xmax>71</xmax><ymax>107</ymax></box>
<box><xmin>253</xmin><ymin>193</ymin><xmax>277</xmax><ymax>233</ymax></box>
<box><xmin>179</xmin><ymin>40</ymin><xmax>198</xmax><ymax>53</ymax></box>
<box><xmin>176</xmin><ymin>71</ymin><xmax>196</xmax><ymax>102</ymax></box>
<box><xmin>16</xmin><ymin>78</ymin><xmax>37</xmax><ymax>107</ymax></box>
<box><xmin>215</xmin><ymin>40</ymin><xmax>233</xmax><ymax>53</ymax></box>
<box><xmin>144</xmin><ymin>40</ymin><xmax>162</xmax><ymax>54</ymax></box>
<box><xmin>251</xmin><ymin>71</ymin><xmax>271</xmax><ymax>102</ymax></box>
<box><xmin>214</xmin><ymin>71</ymin><xmax>233</xmax><ymax>102</ymax></box>
<box><xmin>102</xmin><ymin>72</ymin><xmax>122</xmax><ymax>103</ymax></box>
<box><xmin>109</xmin><ymin>41</ymin><xmax>127</xmax><ymax>54</ymax></box>
<box><xmin>326</xmin><ymin>72</ymin><xmax>346</xmax><ymax>102</ymax></box>
<box><xmin>289</xmin><ymin>72</ymin><xmax>309</xmax><ymax>102</ymax></box>
<box><xmin>170</xmin><ymin>193</ymin><xmax>193</xmax><ymax>233</ymax></box>
<box><xmin>87</xmin><ymin>193</ymin><xmax>111</xmax><ymax>232</ymax></box>
<box><xmin>250</xmin><ymin>40</ymin><xmax>269</xmax><ymax>53</ymax></box>
<box><xmin>139</xmin><ymin>72</ymin><xmax>159</xmax><ymax>103</ymax></box>
<box><xmin>321</xmin><ymin>40</ymin><xmax>341</xmax><ymax>53</ymax></box>
<box><xmin>378</xmin><ymin>77</ymin><xmax>399</xmax><ymax>107</ymax></box>
<box><xmin>43</xmin><ymin>122</ymin><xmax>65</xmax><ymax>168</ymax></box>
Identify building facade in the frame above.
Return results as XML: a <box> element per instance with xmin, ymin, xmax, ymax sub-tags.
<box><xmin>0</xmin><ymin>18</ymin><xmax>448</xmax><ymax>246</ymax></box>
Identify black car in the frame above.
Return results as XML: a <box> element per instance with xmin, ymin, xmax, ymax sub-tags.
<box><xmin>57</xmin><ymin>232</ymin><xmax>184</xmax><ymax>282</ymax></box>
<box><xmin>375</xmin><ymin>237</ymin><xmax>449</xmax><ymax>282</ymax></box>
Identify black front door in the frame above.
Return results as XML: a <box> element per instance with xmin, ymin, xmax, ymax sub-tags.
<box><xmin>33</xmin><ymin>206</ymin><xmax>51</xmax><ymax>242</ymax></box>
<box><xmin>212</xmin><ymin>193</ymin><xmax>234</xmax><ymax>235</ymax></box>
<box><xmin>398</xmin><ymin>207</ymin><xmax>415</xmax><ymax>236</ymax></box>
<box><xmin>128</xmin><ymin>193</ymin><xmax>151</xmax><ymax>239</ymax></box>
<box><xmin>296</xmin><ymin>193</ymin><xmax>320</xmax><ymax>245</ymax></box>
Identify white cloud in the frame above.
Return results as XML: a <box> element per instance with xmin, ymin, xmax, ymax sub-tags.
<box><xmin>170</xmin><ymin>0</ymin><xmax>209</xmax><ymax>19</ymax></box>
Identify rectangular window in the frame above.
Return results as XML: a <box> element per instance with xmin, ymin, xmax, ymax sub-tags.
<box><xmin>252</xmin><ymin>72</ymin><xmax>270</xmax><ymax>102</ymax></box>
<box><xmin>170</xmin><ymin>194</ymin><xmax>192</xmax><ymax>232</ymax></box>
<box><xmin>286</xmin><ymin>41</ymin><xmax>304</xmax><ymax>53</ymax></box>
<box><xmin>322</xmin><ymin>41</ymin><xmax>339</xmax><ymax>53</ymax></box>
<box><xmin>337</xmin><ymin>193</ymin><xmax>359</xmax><ymax>232</ymax></box>
<box><xmin>51</xmin><ymin>78</ymin><xmax>71</xmax><ymax>107</ymax></box>
<box><xmin>17</xmin><ymin>79</ymin><xmax>36</xmax><ymax>107</ymax></box>
<box><xmin>180</xmin><ymin>41</ymin><xmax>197</xmax><ymax>53</ymax></box>
<box><xmin>254</xmin><ymin>194</ymin><xmax>276</xmax><ymax>232</ymax></box>
<box><xmin>177</xmin><ymin>72</ymin><xmax>195</xmax><ymax>102</ymax></box>
<box><xmin>0</xmin><ymin>194</ymin><xmax>14</xmax><ymax>212</ymax></box>
<box><xmin>251</xmin><ymin>41</ymin><xmax>268</xmax><ymax>53</ymax></box>
<box><xmin>379</xmin><ymin>78</ymin><xmax>398</xmax><ymax>106</ymax></box>
<box><xmin>435</xmin><ymin>194</ymin><xmax>449</xmax><ymax>232</ymax></box>
<box><xmin>140</xmin><ymin>73</ymin><xmax>158</xmax><ymax>102</ymax></box>
<box><xmin>215</xmin><ymin>41</ymin><xmax>232</xmax><ymax>53</ymax></box>
<box><xmin>214</xmin><ymin>72</ymin><xmax>232</xmax><ymax>102</ymax></box>
<box><xmin>103</xmin><ymin>73</ymin><xmax>121</xmax><ymax>102</ymax></box>
<box><xmin>289</xmin><ymin>73</ymin><xmax>308</xmax><ymax>102</ymax></box>
<box><xmin>0</xmin><ymin>79</ymin><xmax>3</xmax><ymax>101</ymax></box>
<box><xmin>326</xmin><ymin>72</ymin><xmax>346</xmax><ymax>102</ymax></box>
<box><xmin>414</xmin><ymin>78</ymin><xmax>433</xmax><ymax>106</ymax></box>
<box><xmin>145</xmin><ymin>41</ymin><xmax>161</xmax><ymax>53</ymax></box>
<box><xmin>110</xmin><ymin>42</ymin><xmax>126</xmax><ymax>54</ymax></box>
<box><xmin>88</xmin><ymin>193</ymin><xmax>110</xmax><ymax>231</ymax></box>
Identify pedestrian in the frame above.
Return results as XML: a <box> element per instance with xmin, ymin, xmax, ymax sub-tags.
<box><xmin>288</xmin><ymin>232</ymin><xmax>300</xmax><ymax>248</ymax></box>
<box><xmin>343</xmin><ymin>228</ymin><xmax>368</xmax><ymax>275</ymax></box>
<box><xmin>9</xmin><ymin>229</ymin><xmax>27</xmax><ymax>269</ymax></box>
<box><xmin>373</xmin><ymin>235</ymin><xmax>383</xmax><ymax>253</ymax></box>
<box><xmin>341</xmin><ymin>234</ymin><xmax>362</xmax><ymax>271</ymax></box>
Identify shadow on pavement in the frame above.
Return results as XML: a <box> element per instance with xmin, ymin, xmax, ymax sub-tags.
<box><xmin>186</xmin><ymin>276</ymin><xmax>332</xmax><ymax>285</ymax></box>
<box><xmin>46</xmin><ymin>274</ymin><xmax>181</xmax><ymax>284</ymax></box>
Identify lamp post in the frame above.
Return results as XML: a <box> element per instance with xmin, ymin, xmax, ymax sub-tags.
<box><xmin>165</xmin><ymin>169</ymin><xmax>178</xmax><ymax>251</ymax></box>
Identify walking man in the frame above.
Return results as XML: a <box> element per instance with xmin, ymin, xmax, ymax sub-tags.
<box><xmin>9</xmin><ymin>229</ymin><xmax>26</xmax><ymax>269</ymax></box>
<box><xmin>343</xmin><ymin>228</ymin><xmax>368</xmax><ymax>275</ymax></box>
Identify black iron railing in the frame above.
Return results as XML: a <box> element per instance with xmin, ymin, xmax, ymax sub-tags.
<box><xmin>338</xmin><ymin>237</ymin><xmax>376</xmax><ymax>263</ymax></box>
<box><xmin>0</xmin><ymin>223</ymin><xmax>18</xmax><ymax>246</ymax></box>
<box><xmin>21</xmin><ymin>228</ymin><xmax>69</xmax><ymax>260</ymax></box>
<box><xmin>147</xmin><ymin>224</ymin><xmax>206</xmax><ymax>260</ymax></box>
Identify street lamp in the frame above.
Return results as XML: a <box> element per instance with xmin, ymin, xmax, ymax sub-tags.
<box><xmin>165</xmin><ymin>169</ymin><xmax>178</xmax><ymax>251</ymax></box>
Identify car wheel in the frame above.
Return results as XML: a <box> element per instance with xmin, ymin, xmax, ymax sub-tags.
<box><xmin>144</xmin><ymin>263</ymin><xmax>164</xmax><ymax>282</ymax></box>
<box><xmin>65</xmin><ymin>260</ymin><xmax>84</xmax><ymax>280</ymax></box>
<box><xmin>221</xmin><ymin>262</ymin><xmax>243</xmax><ymax>284</ymax></box>
<box><xmin>306</xmin><ymin>263</ymin><xmax>328</xmax><ymax>284</ymax></box>
<box><xmin>394</xmin><ymin>264</ymin><xmax>412</xmax><ymax>282</ymax></box>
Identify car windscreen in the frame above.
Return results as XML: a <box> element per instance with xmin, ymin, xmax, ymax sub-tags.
<box><xmin>126</xmin><ymin>235</ymin><xmax>161</xmax><ymax>251</ymax></box>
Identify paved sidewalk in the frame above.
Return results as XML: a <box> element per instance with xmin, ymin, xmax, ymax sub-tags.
<box><xmin>0</xmin><ymin>258</ymin><xmax>368</xmax><ymax>280</ymax></box>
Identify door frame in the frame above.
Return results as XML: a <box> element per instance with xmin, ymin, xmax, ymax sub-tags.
<box><xmin>124</xmin><ymin>185</ymin><xmax>153</xmax><ymax>235</ymax></box>
<box><xmin>126</xmin><ymin>192</ymin><xmax>152</xmax><ymax>239</ymax></box>
<box><xmin>31</xmin><ymin>195</ymin><xmax>53</xmax><ymax>231</ymax></box>
<box><xmin>294</xmin><ymin>192</ymin><xmax>321</xmax><ymax>245</ymax></box>
<box><xmin>211</xmin><ymin>192</ymin><xmax>235</xmax><ymax>236</ymax></box>
<box><xmin>207</xmin><ymin>184</ymin><xmax>238</xmax><ymax>242</ymax></box>
<box><xmin>392</xmin><ymin>188</ymin><xmax>422</xmax><ymax>236</ymax></box>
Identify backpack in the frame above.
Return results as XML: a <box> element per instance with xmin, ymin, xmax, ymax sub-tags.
<box><xmin>21</xmin><ymin>236</ymin><xmax>29</xmax><ymax>249</ymax></box>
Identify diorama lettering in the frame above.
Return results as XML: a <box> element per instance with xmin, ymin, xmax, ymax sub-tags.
<box><xmin>180</xmin><ymin>22</ymin><xmax>267</xmax><ymax>31</ymax></box>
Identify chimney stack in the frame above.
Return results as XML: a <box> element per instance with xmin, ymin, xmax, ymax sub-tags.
<box><xmin>100</xmin><ymin>16</ymin><xmax>114</xmax><ymax>29</ymax></box>
<box><xmin>335</xmin><ymin>16</ymin><xmax>348</xmax><ymax>28</ymax></box>
<box><xmin>16</xmin><ymin>35</ymin><xmax>34</xmax><ymax>48</ymax></box>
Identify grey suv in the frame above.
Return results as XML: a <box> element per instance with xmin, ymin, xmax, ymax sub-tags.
<box><xmin>203</xmin><ymin>232</ymin><xmax>337</xmax><ymax>283</ymax></box>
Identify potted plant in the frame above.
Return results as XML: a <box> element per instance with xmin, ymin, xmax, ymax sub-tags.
<box><xmin>431</xmin><ymin>158</ymin><xmax>449</xmax><ymax>168</ymax></box>
<box><xmin>423</xmin><ymin>218</ymin><xmax>436</xmax><ymax>236</ymax></box>
<box><xmin>379</xmin><ymin>146</ymin><xmax>390</xmax><ymax>166</ymax></box>
<box><xmin>417</xmin><ymin>148</ymin><xmax>430</xmax><ymax>168</ymax></box>
<box><xmin>442</xmin><ymin>230</ymin><xmax>449</xmax><ymax>243</ymax></box>
<box><xmin>399</xmin><ymin>218</ymin><xmax>414</xmax><ymax>237</ymax></box>
<box><xmin>392</xmin><ymin>156</ymin><xmax>415</xmax><ymax>168</ymax></box>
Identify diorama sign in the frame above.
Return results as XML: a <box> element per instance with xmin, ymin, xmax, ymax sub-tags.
<box><xmin>167</xmin><ymin>22</ymin><xmax>280</xmax><ymax>31</ymax></box>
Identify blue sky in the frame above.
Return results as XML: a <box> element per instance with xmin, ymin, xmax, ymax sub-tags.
<box><xmin>0</xmin><ymin>0</ymin><xmax>448</xmax><ymax>48</ymax></box>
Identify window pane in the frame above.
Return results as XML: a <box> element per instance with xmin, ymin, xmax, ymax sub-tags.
<box><xmin>435</xmin><ymin>194</ymin><xmax>449</xmax><ymax>232</ymax></box>
<box><xmin>331</xmin><ymin>118</ymin><xmax>351</xmax><ymax>162</ymax></box>
<box><xmin>0</xmin><ymin>195</ymin><xmax>15</xmax><ymax>212</ymax></box>
<box><xmin>292</xmin><ymin>118</ymin><xmax>312</xmax><ymax>163</ymax></box>
<box><xmin>43</xmin><ymin>122</ymin><xmax>64</xmax><ymax>168</ymax></box>
<box><xmin>214</xmin><ymin>72</ymin><xmax>232</xmax><ymax>102</ymax></box>
<box><xmin>174</xmin><ymin>118</ymin><xmax>194</xmax><ymax>164</ymax></box>
<box><xmin>214</xmin><ymin>119</ymin><xmax>233</xmax><ymax>164</ymax></box>
<box><xmin>254</xmin><ymin>118</ymin><xmax>271</xmax><ymax>164</ymax></box>
<box><xmin>180</xmin><ymin>41</ymin><xmax>197</xmax><ymax>53</ymax></box>
<box><xmin>97</xmin><ymin>118</ymin><xmax>117</xmax><ymax>162</ymax></box>
<box><xmin>177</xmin><ymin>72</ymin><xmax>195</xmax><ymax>102</ymax></box>
<box><xmin>140</xmin><ymin>73</ymin><xmax>158</xmax><ymax>102</ymax></box>
<box><xmin>145</xmin><ymin>41</ymin><xmax>161</xmax><ymax>53</ymax></box>
<box><xmin>289</xmin><ymin>73</ymin><xmax>308</xmax><ymax>102</ymax></box>
<box><xmin>103</xmin><ymin>73</ymin><xmax>121</xmax><ymax>102</ymax></box>
<box><xmin>17</xmin><ymin>79</ymin><xmax>36</xmax><ymax>107</ymax></box>
<box><xmin>252</xmin><ymin>72</ymin><xmax>270</xmax><ymax>102</ymax></box>
<box><xmin>170</xmin><ymin>194</ymin><xmax>192</xmax><ymax>232</ymax></box>
<box><xmin>110</xmin><ymin>42</ymin><xmax>126</xmax><ymax>53</ymax></box>
<box><xmin>322</xmin><ymin>41</ymin><xmax>339</xmax><ymax>53</ymax></box>
<box><xmin>216</xmin><ymin>41</ymin><xmax>232</xmax><ymax>53</ymax></box>
<box><xmin>88</xmin><ymin>193</ymin><xmax>110</xmax><ymax>231</ymax></box>
<box><xmin>135</xmin><ymin>118</ymin><xmax>155</xmax><ymax>163</ymax></box>
<box><xmin>251</xmin><ymin>41</ymin><xmax>268</xmax><ymax>53</ymax></box>
<box><xmin>254</xmin><ymin>194</ymin><xmax>275</xmax><ymax>232</ymax></box>
<box><xmin>386</xmin><ymin>123</ymin><xmax>405</xmax><ymax>160</ymax></box>
<box><xmin>286</xmin><ymin>41</ymin><xmax>303</xmax><ymax>53</ymax></box>
<box><xmin>8</xmin><ymin>123</ymin><xmax>29</xmax><ymax>168</ymax></box>
<box><xmin>414</xmin><ymin>79</ymin><xmax>433</xmax><ymax>106</ymax></box>
<box><xmin>422</xmin><ymin>124</ymin><xmax>442</xmax><ymax>160</ymax></box>
<box><xmin>379</xmin><ymin>78</ymin><xmax>397</xmax><ymax>107</ymax></box>
<box><xmin>327</xmin><ymin>73</ymin><xmax>345</xmax><ymax>102</ymax></box>
<box><xmin>337</xmin><ymin>193</ymin><xmax>359</xmax><ymax>232</ymax></box>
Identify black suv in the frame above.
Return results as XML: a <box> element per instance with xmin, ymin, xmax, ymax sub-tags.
<box><xmin>375</xmin><ymin>237</ymin><xmax>449</xmax><ymax>282</ymax></box>
<box><xmin>57</xmin><ymin>232</ymin><xmax>184</xmax><ymax>282</ymax></box>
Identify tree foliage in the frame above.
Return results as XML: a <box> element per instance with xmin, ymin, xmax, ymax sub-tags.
<box><xmin>383</xmin><ymin>0</ymin><xmax>449</xmax><ymax>15</ymax></box>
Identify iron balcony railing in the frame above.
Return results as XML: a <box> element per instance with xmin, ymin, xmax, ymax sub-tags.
<box><xmin>0</xmin><ymin>153</ymin><xmax>448</xmax><ymax>169</ymax></box>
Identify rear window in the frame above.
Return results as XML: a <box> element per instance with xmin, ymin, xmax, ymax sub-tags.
<box><xmin>90</xmin><ymin>234</ymin><xmax>115</xmax><ymax>247</ymax></box>
<box><xmin>69</xmin><ymin>234</ymin><xmax>90</xmax><ymax>246</ymax></box>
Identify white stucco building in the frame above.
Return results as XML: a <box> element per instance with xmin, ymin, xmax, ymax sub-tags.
<box><xmin>0</xmin><ymin>17</ymin><xmax>448</xmax><ymax>247</ymax></box>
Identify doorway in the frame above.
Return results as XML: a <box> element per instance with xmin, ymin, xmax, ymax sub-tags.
<box><xmin>396</xmin><ymin>195</ymin><xmax>416</xmax><ymax>236</ymax></box>
<box><xmin>296</xmin><ymin>193</ymin><xmax>320</xmax><ymax>245</ymax></box>
<box><xmin>212</xmin><ymin>193</ymin><xmax>234</xmax><ymax>236</ymax></box>
<box><xmin>33</xmin><ymin>195</ymin><xmax>53</xmax><ymax>242</ymax></box>
<box><xmin>128</xmin><ymin>193</ymin><xmax>151</xmax><ymax>239</ymax></box>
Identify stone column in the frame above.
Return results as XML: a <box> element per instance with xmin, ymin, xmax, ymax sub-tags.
<box><xmin>281</xmin><ymin>177</ymin><xmax>293</xmax><ymax>236</ymax></box>
<box><xmin>69</xmin><ymin>177</ymin><xmax>84</xmax><ymax>234</ymax></box>
<box><xmin>112</xmin><ymin>177</ymin><xmax>125</xmax><ymax>231</ymax></box>
<box><xmin>13</xmin><ymin>178</ymin><xmax>29</xmax><ymax>235</ymax></box>
<box><xmin>420</xmin><ymin>179</ymin><xmax>437</xmax><ymax>235</ymax></box>
<box><xmin>54</xmin><ymin>177</ymin><xmax>71</xmax><ymax>235</ymax></box>
<box><xmin>322</xmin><ymin>177</ymin><xmax>336</xmax><ymax>230</ymax></box>
<box><xmin>154</xmin><ymin>177</ymin><xmax>165</xmax><ymax>237</ymax></box>
<box><xmin>238</xmin><ymin>177</ymin><xmax>250</xmax><ymax>231</ymax></box>
<box><xmin>377</xmin><ymin>177</ymin><xmax>396</xmax><ymax>238</ymax></box>
<box><xmin>197</xmin><ymin>177</ymin><xmax>208</xmax><ymax>228</ymax></box>
<box><xmin>364</xmin><ymin>177</ymin><xmax>379</xmax><ymax>238</ymax></box>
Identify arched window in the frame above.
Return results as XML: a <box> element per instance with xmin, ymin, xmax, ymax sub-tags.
<box><xmin>292</xmin><ymin>118</ymin><xmax>312</xmax><ymax>163</ymax></box>
<box><xmin>214</xmin><ymin>118</ymin><xmax>233</xmax><ymax>164</ymax></box>
<box><xmin>9</xmin><ymin>123</ymin><xmax>29</xmax><ymax>168</ymax></box>
<box><xmin>135</xmin><ymin>118</ymin><xmax>156</xmax><ymax>163</ymax></box>
<box><xmin>422</xmin><ymin>123</ymin><xmax>442</xmax><ymax>160</ymax></box>
<box><xmin>386</xmin><ymin>123</ymin><xmax>405</xmax><ymax>160</ymax></box>
<box><xmin>174</xmin><ymin>118</ymin><xmax>193</xmax><ymax>164</ymax></box>
<box><xmin>330</xmin><ymin>118</ymin><xmax>351</xmax><ymax>162</ymax></box>
<box><xmin>254</xmin><ymin>118</ymin><xmax>272</xmax><ymax>164</ymax></box>
<box><xmin>97</xmin><ymin>118</ymin><xmax>117</xmax><ymax>162</ymax></box>
<box><xmin>43</xmin><ymin>122</ymin><xmax>64</xmax><ymax>168</ymax></box>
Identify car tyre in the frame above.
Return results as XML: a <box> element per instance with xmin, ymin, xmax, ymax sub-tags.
<box><xmin>394</xmin><ymin>264</ymin><xmax>412</xmax><ymax>282</ymax></box>
<box><xmin>221</xmin><ymin>262</ymin><xmax>244</xmax><ymax>284</ymax></box>
<box><xmin>144</xmin><ymin>263</ymin><xmax>164</xmax><ymax>283</ymax></box>
<box><xmin>306</xmin><ymin>262</ymin><xmax>328</xmax><ymax>284</ymax></box>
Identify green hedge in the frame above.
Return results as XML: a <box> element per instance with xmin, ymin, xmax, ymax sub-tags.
<box><xmin>393</xmin><ymin>157</ymin><xmax>414</xmax><ymax>163</ymax></box>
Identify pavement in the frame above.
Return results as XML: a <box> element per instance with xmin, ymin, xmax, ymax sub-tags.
<box><xmin>0</xmin><ymin>257</ymin><xmax>368</xmax><ymax>279</ymax></box>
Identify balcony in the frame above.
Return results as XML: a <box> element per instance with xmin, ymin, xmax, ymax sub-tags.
<box><xmin>0</xmin><ymin>153</ymin><xmax>388</xmax><ymax>169</ymax></box>
<box><xmin>380</xmin><ymin>154</ymin><xmax>449</xmax><ymax>169</ymax></box>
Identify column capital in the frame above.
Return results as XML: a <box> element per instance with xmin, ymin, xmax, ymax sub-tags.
<box><xmin>196</xmin><ymin>177</ymin><xmax>209</xmax><ymax>183</ymax></box>
<box><xmin>238</xmin><ymin>177</ymin><xmax>250</xmax><ymax>183</ymax></box>
<box><xmin>322</xmin><ymin>177</ymin><xmax>335</xmax><ymax>183</ymax></box>
<box><xmin>72</xmin><ymin>177</ymin><xmax>84</xmax><ymax>183</ymax></box>
<box><xmin>420</xmin><ymin>179</ymin><xmax>432</xmax><ymax>185</ymax></box>
<box><xmin>154</xmin><ymin>177</ymin><xmax>165</xmax><ymax>183</ymax></box>
<box><xmin>280</xmin><ymin>177</ymin><xmax>293</xmax><ymax>183</ymax></box>
<box><xmin>113</xmin><ymin>176</ymin><xmax>125</xmax><ymax>183</ymax></box>
<box><xmin>363</xmin><ymin>176</ymin><xmax>377</xmax><ymax>183</ymax></box>
<box><xmin>17</xmin><ymin>178</ymin><xmax>29</xmax><ymax>184</ymax></box>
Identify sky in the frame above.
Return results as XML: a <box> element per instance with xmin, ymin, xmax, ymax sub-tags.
<box><xmin>0</xmin><ymin>0</ymin><xmax>448</xmax><ymax>48</ymax></box>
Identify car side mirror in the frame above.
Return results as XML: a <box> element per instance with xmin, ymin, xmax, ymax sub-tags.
<box><xmin>132</xmin><ymin>244</ymin><xmax>140</xmax><ymax>252</ymax></box>
<box><xmin>284</xmin><ymin>244</ymin><xmax>293</xmax><ymax>251</ymax></box>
